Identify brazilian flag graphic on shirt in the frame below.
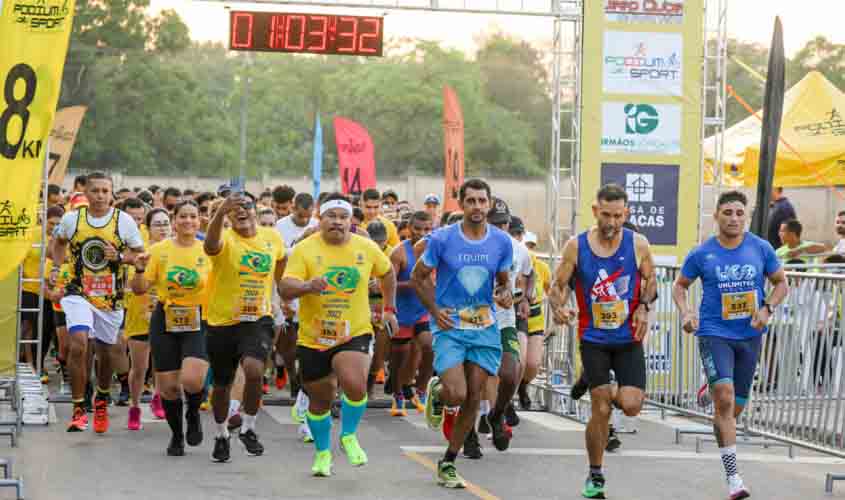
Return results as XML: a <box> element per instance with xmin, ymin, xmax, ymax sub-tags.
<box><xmin>167</xmin><ymin>266</ymin><xmax>200</xmax><ymax>289</ymax></box>
<box><xmin>324</xmin><ymin>266</ymin><xmax>360</xmax><ymax>295</ymax></box>
<box><xmin>239</xmin><ymin>252</ymin><xmax>272</xmax><ymax>275</ymax></box>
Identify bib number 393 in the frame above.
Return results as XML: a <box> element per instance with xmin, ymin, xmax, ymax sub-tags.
<box><xmin>1</xmin><ymin>64</ymin><xmax>37</xmax><ymax>160</ymax></box>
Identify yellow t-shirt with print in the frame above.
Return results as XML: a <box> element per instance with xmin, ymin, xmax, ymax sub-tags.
<box><xmin>124</xmin><ymin>266</ymin><xmax>156</xmax><ymax>338</ymax></box>
<box><xmin>206</xmin><ymin>227</ymin><xmax>285</xmax><ymax>327</ymax></box>
<box><xmin>286</xmin><ymin>233</ymin><xmax>392</xmax><ymax>351</ymax></box>
<box><xmin>142</xmin><ymin>239</ymin><xmax>211</xmax><ymax>332</ymax></box>
<box><xmin>527</xmin><ymin>253</ymin><xmax>551</xmax><ymax>334</ymax></box>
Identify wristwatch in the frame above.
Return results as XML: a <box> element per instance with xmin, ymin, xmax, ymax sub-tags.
<box><xmin>764</xmin><ymin>302</ymin><xmax>774</xmax><ymax>314</ymax></box>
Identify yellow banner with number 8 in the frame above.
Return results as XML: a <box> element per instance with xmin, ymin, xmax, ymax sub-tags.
<box><xmin>0</xmin><ymin>0</ymin><xmax>76</xmax><ymax>279</ymax></box>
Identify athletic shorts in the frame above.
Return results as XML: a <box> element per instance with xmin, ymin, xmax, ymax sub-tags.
<box><xmin>206</xmin><ymin>316</ymin><xmax>274</xmax><ymax>386</ymax></box>
<box><xmin>580</xmin><ymin>340</ymin><xmax>646</xmax><ymax>390</ymax></box>
<box><xmin>128</xmin><ymin>335</ymin><xmax>149</xmax><ymax>343</ymax></box>
<box><xmin>698</xmin><ymin>335</ymin><xmax>762</xmax><ymax>407</ymax></box>
<box><xmin>516</xmin><ymin>317</ymin><xmax>529</xmax><ymax>335</ymax></box>
<box><xmin>297</xmin><ymin>334</ymin><xmax>372</xmax><ymax>383</ymax></box>
<box><xmin>149</xmin><ymin>303</ymin><xmax>208</xmax><ymax>372</ymax></box>
<box><xmin>394</xmin><ymin>316</ymin><xmax>431</xmax><ymax>342</ymax></box>
<box><xmin>60</xmin><ymin>295</ymin><xmax>124</xmax><ymax>345</ymax></box>
<box><xmin>21</xmin><ymin>291</ymin><xmax>54</xmax><ymax>332</ymax></box>
<box><xmin>501</xmin><ymin>326</ymin><xmax>521</xmax><ymax>361</ymax></box>
<box><xmin>433</xmin><ymin>326</ymin><xmax>502</xmax><ymax>377</ymax></box>
<box><xmin>53</xmin><ymin>310</ymin><xmax>66</xmax><ymax>328</ymax></box>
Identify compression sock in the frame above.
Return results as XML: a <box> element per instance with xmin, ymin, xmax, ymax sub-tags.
<box><xmin>228</xmin><ymin>399</ymin><xmax>241</xmax><ymax>419</ymax></box>
<box><xmin>185</xmin><ymin>390</ymin><xmax>204</xmax><ymax>415</ymax></box>
<box><xmin>162</xmin><ymin>397</ymin><xmax>184</xmax><ymax>439</ymax></box>
<box><xmin>340</xmin><ymin>394</ymin><xmax>368</xmax><ymax>437</ymax></box>
<box><xmin>306</xmin><ymin>411</ymin><xmax>332</xmax><ymax>452</ymax></box>
<box><xmin>241</xmin><ymin>413</ymin><xmax>257</xmax><ymax>433</ymax></box>
<box><xmin>720</xmin><ymin>445</ymin><xmax>739</xmax><ymax>480</ymax></box>
<box><xmin>479</xmin><ymin>399</ymin><xmax>490</xmax><ymax>416</ymax></box>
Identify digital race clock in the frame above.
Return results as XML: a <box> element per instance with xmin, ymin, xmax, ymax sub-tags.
<box><xmin>229</xmin><ymin>11</ymin><xmax>384</xmax><ymax>57</ymax></box>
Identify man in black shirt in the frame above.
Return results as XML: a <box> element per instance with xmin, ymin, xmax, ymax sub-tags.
<box><xmin>767</xmin><ymin>187</ymin><xmax>796</xmax><ymax>249</ymax></box>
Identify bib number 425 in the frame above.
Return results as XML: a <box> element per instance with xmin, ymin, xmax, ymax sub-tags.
<box><xmin>0</xmin><ymin>64</ymin><xmax>39</xmax><ymax>161</ymax></box>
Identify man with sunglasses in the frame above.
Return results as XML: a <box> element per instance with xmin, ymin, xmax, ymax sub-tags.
<box><xmin>196</xmin><ymin>192</ymin><xmax>216</xmax><ymax>241</ymax></box>
<box><xmin>204</xmin><ymin>191</ymin><xmax>287</xmax><ymax>463</ymax></box>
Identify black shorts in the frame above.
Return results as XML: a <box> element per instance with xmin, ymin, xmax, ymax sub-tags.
<box><xmin>580</xmin><ymin>340</ymin><xmax>646</xmax><ymax>390</ymax></box>
<box><xmin>53</xmin><ymin>310</ymin><xmax>66</xmax><ymax>328</ymax></box>
<box><xmin>149</xmin><ymin>304</ymin><xmax>208</xmax><ymax>371</ymax></box>
<box><xmin>21</xmin><ymin>292</ymin><xmax>52</xmax><ymax>324</ymax></box>
<box><xmin>206</xmin><ymin>316</ymin><xmax>274</xmax><ymax>386</ymax></box>
<box><xmin>297</xmin><ymin>334</ymin><xmax>372</xmax><ymax>383</ymax></box>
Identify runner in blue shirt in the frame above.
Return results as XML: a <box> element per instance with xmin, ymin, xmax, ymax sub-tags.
<box><xmin>673</xmin><ymin>190</ymin><xmax>788</xmax><ymax>500</ymax></box>
<box><xmin>411</xmin><ymin>179</ymin><xmax>513</xmax><ymax>489</ymax></box>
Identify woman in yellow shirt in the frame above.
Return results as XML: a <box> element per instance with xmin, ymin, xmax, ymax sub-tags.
<box><xmin>133</xmin><ymin>201</ymin><xmax>211</xmax><ymax>456</ymax></box>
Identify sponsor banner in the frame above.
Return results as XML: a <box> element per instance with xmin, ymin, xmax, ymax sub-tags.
<box><xmin>605</xmin><ymin>0</ymin><xmax>685</xmax><ymax>25</ymax></box>
<box><xmin>601</xmin><ymin>163</ymin><xmax>680</xmax><ymax>246</ymax></box>
<box><xmin>333</xmin><ymin>117</ymin><xmax>376</xmax><ymax>195</ymax></box>
<box><xmin>603</xmin><ymin>30</ymin><xmax>683</xmax><ymax>96</ymax></box>
<box><xmin>601</xmin><ymin>102</ymin><xmax>681</xmax><ymax>155</ymax></box>
<box><xmin>48</xmin><ymin>106</ymin><xmax>87</xmax><ymax>184</ymax></box>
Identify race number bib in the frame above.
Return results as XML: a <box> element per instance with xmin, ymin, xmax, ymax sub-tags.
<box><xmin>237</xmin><ymin>295</ymin><xmax>262</xmax><ymax>322</ymax></box>
<box><xmin>456</xmin><ymin>305</ymin><xmax>495</xmax><ymax>330</ymax></box>
<box><xmin>591</xmin><ymin>300</ymin><xmax>628</xmax><ymax>330</ymax></box>
<box><xmin>82</xmin><ymin>274</ymin><xmax>115</xmax><ymax>297</ymax></box>
<box><xmin>313</xmin><ymin>318</ymin><xmax>351</xmax><ymax>350</ymax></box>
<box><xmin>721</xmin><ymin>290</ymin><xmax>757</xmax><ymax>320</ymax></box>
<box><xmin>165</xmin><ymin>305</ymin><xmax>201</xmax><ymax>332</ymax></box>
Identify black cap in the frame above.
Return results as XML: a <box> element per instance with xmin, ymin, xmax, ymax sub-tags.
<box><xmin>382</xmin><ymin>189</ymin><xmax>398</xmax><ymax>201</ymax></box>
<box><xmin>366</xmin><ymin>220</ymin><xmax>388</xmax><ymax>243</ymax></box>
<box><xmin>487</xmin><ymin>198</ymin><xmax>511</xmax><ymax>225</ymax></box>
<box><xmin>509</xmin><ymin>216</ymin><xmax>525</xmax><ymax>236</ymax></box>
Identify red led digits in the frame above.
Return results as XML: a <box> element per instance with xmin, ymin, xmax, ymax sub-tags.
<box><xmin>358</xmin><ymin>18</ymin><xmax>381</xmax><ymax>54</ymax></box>
<box><xmin>307</xmin><ymin>15</ymin><xmax>328</xmax><ymax>51</ymax></box>
<box><xmin>336</xmin><ymin>16</ymin><xmax>358</xmax><ymax>53</ymax></box>
<box><xmin>284</xmin><ymin>15</ymin><xmax>306</xmax><ymax>50</ymax></box>
<box><xmin>230</xmin><ymin>12</ymin><xmax>254</xmax><ymax>49</ymax></box>
<box><xmin>268</xmin><ymin>15</ymin><xmax>286</xmax><ymax>49</ymax></box>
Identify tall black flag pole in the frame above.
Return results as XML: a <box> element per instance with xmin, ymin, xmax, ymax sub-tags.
<box><xmin>750</xmin><ymin>17</ymin><xmax>786</xmax><ymax>237</ymax></box>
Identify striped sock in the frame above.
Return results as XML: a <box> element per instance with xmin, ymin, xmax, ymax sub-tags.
<box><xmin>719</xmin><ymin>445</ymin><xmax>738</xmax><ymax>479</ymax></box>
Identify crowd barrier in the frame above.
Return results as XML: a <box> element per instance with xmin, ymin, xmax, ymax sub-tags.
<box><xmin>530</xmin><ymin>261</ymin><xmax>845</xmax><ymax>471</ymax></box>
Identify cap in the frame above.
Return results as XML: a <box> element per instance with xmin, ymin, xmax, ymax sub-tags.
<box><xmin>382</xmin><ymin>189</ymin><xmax>398</xmax><ymax>201</ymax></box>
<box><xmin>524</xmin><ymin>231</ymin><xmax>538</xmax><ymax>245</ymax></box>
<box><xmin>366</xmin><ymin>220</ymin><xmax>388</xmax><ymax>243</ymax></box>
<box><xmin>509</xmin><ymin>216</ymin><xmax>525</xmax><ymax>236</ymax></box>
<box><xmin>217</xmin><ymin>184</ymin><xmax>232</xmax><ymax>196</ymax></box>
<box><xmin>424</xmin><ymin>193</ymin><xmax>441</xmax><ymax>205</ymax></box>
<box><xmin>487</xmin><ymin>198</ymin><xmax>511</xmax><ymax>225</ymax></box>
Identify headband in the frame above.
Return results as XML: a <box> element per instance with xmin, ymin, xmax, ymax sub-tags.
<box><xmin>320</xmin><ymin>199</ymin><xmax>353</xmax><ymax>216</ymax></box>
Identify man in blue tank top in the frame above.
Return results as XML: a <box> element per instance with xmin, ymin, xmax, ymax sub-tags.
<box><xmin>412</xmin><ymin>179</ymin><xmax>513</xmax><ymax>489</ymax></box>
<box><xmin>549</xmin><ymin>184</ymin><xmax>657</xmax><ymax>499</ymax></box>
<box><xmin>389</xmin><ymin>210</ymin><xmax>434</xmax><ymax>417</ymax></box>
<box><xmin>673</xmin><ymin>191</ymin><xmax>788</xmax><ymax>500</ymax></box>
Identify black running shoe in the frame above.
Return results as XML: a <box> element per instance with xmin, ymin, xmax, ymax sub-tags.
<box><xmin>239</xmin><ymin>429</ymin><xmax>265</xmax><ymax>456</ymax></box>
<box><xmin>489</xmin><ymin>413</ymin><xmax>512</xmax><ymax>452</ymax></box>
<box><xmin>606</xmin><ymin>426</ymin><xmax>622</xmax><ymax>452</ymax></box>
<box><xmin>212</xmin><ymin>435</ymin><xmax>231</xmax><ymax>463</ymax></box>
<box><xmin>478</xmin><ymin>414</ymin><xmax>491</xmax><ymax>435</ymax></box>
<box><xmin>462</xmin><ymin>428</ymin><xmax>483</xmax><ymax>459</ymax></box>
<box><xmin>570</xmin><ymin>374</ymin><xmax>589</xmax><ymax>401</ymax></box>
<box><xmin>505</xmin><ymin>403</ymin><xmax>520</xmax><ymax>427</ymax></box>
<box><xmin>518</xmin><ymin>384</ymin><xmax>532</xmax><ymax>411</ymax></box>
<box><xmin>167</xmin><ymin>435</ymin><xmax>185</xmax><ymax>457</ymax></box>
<box><xmin>185</xmin><ymin>409</ymin><xmax>203</xmax><ymax>447</ymax></box>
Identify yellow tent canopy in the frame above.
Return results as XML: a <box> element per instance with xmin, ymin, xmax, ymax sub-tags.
<box><xmin>704</xmin><ymin>71</ymin><xmax>845</xmax><ymax>188</ymax></box>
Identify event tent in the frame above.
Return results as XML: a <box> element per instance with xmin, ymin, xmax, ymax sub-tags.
<box><xmin>704</xmin><ymin>71</ymin><xmax>845</xmax><ymax>187</ymax></box>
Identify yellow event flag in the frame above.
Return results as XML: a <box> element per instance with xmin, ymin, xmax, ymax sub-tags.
<box><xmin>0</xmin><ymin>0</ymin><xmax>76</xmax><ymax>279</ymax></box>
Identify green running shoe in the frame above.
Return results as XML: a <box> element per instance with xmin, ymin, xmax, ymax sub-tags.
<box><xmin>340</xmin><ymin>434</ymin><xmax>368</xmax><ymax>466</ymax></box>
<box><xmin>424</xmin><ymin>377</ymin><xmax>444</xmax><ymax>430</ymax></box>
<box><xmin>436</xmin><ymin>460</ymin><xmax>466</xmax><ymax>489</ymax></box>
<box><xmin>291</xmin><ymin>404</ymin><xmax>305</xmax><ymax>424</ymax></box>
<box><xmin>582</xmin><ymin>474</ymin><xmax>606</xmax><ymax>499</ymax></box>
<box><xmin>311</xmin><ymin>450</ymin><xmax>332</xmax><ymax>477</ymax></box>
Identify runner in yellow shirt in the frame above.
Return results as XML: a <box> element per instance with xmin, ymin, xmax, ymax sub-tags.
<box><xmin>281</xmin><ymin>193</ymin><xmax>398</xmax><ymax>477</ymax></box>
<box><xmin>204</xmin><ymin>191</ymin><xmax>286</xmax><ymax>463</ymax></box>
<box><xmin>518</xmin><ymin>232</ymin><xmax>552</xmax><ymax>410</ymax></box>
<box><xmin>361</xmin><ymin>188</ymin><xmax>400</xmax><ymax>248</ymax></box>
<box><xmin>133</xmin><ymin>200</ymin><xmax>212</xmax><ymax>456</ymax></box>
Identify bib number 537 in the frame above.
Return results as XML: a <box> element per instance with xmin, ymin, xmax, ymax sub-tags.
<box><xmin>0</xmin><ymin>64</ymin><xmax>38</xmax><ymax>160</ymax></box>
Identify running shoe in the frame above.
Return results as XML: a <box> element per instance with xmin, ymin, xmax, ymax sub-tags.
<box><xmin>489</xmin><ymin>413</ymin><xmax>512</xmax><ymax>451</ymax></box>
<box><xmin>239</xmin><ymin>429</ymin><xmax>264</xmax><ymax>456</ymax></box>
<box><xmin>728</xmin><ymin>475</ymin><xmax>751</xmax><ymax>500</ymax></box>
<box><xmin>93</xmin><ymin>398</ymin><xmax>110</xmax><ymax>434</ymax></box>
<box><xmin>200</xmin><ymin>393</ymin><xmax>211</xmax><ymax>412</ymax></box>
<box><xmin>436</xmin><ymin>460</ymin><xmax>466</xmax><ymax>489</ymax></box>
<box><xmin>424</xmin><ymin>377</ymin><xmax>444</xmax><ymax>430</ymax></box>
<box><xmin>442</xmin><ymin>409</ymin><xmax>458</xmax><ymax>441</ymax></box>
<box><xmin>505</xmin><ymin>403</ymin><xmax>520</xmax><ymax>427</ymax></box>
<box><xmin>462</xmin><ymin>428</ymin><xmax>483</xmax><ymax>459</ymax></box>
<box><xmin>582</xmin><ymin>473</ymin><xmax>607</xmax><ymax>499</ymax></box>
<box><xmin>167</xmin><ymin>435</ymin><xmax>185</xmax><ymax>456</ymax></box>
<box><xmin>340</xmin><ymin>434</ymin><xmax>368</xmax><ymax>466</ymax></box>
<box><xmin>298</xmin><ymin>422</ymin><xmax>314</xmax><ymax>443</ymax></box>
<box><xmin>375</xmin><ymin>368</ymin><xmax>386</xmax><ymax>384</ymax></box>
<box><xmin>143</xmin><ymin>384</ymin><xmax>152</xmax><ymax>396</ymax></box>
<box><xmin>606</xmin><ymin>426</ymin><xmax>621</xmax><ymax>452</ymax></box>
<box><xmin>67</xmin><ymin>406</ymin><xmax>88</xmax><ymax>432</ymax></box>
<box><xmin>518</xmin><ymin>383</ymin><xmax>532</xmax><ymax>410</ymax></box>
<box><xmin>212</xmin><ymin>435</ymin><xmax>231</xmax><ymax>463</ymax></box>
<box><xmin>275</xmin><ymin>366</ymin><xmax>288</xmax><ymax>390</ymax></box>
<box><xmin>150</xmin><ymin>392</ymin><xmax>165</xmax><ymax>420</ymax></box>
<box><xmin>262</xmin><ymin>378</ymin><xmax>270</xmax><ymax>395</ymax></box>
<box><xmin>409</xmin><ymin>393</ymin><xmax>425</xmax><ymax>413</ymax></box>
<box><xmin>186</xmin><ymin>408</ymin><xmax>203</xmax><ymax>446</ymax></box>
<box><xmin>127</xmin><ymin>406</ymin><xmax>142</xmax><ymax>431</ymax></box>
<box><xmin>571</xmin><ymin>374</ymin><xmax>589</xmax><ymax>401</ymax></box>
<box><xmin>291</xmin><ymin>404</ymin><xmax>305</xmax><ymax>424</ymax></box>
<box><xmin>390</xmin><ymin>395</ymin><xmax>407</xmax><ymax>417</ymax></box>
<box><xmin>40</xmin><ymin>372</ymin><xmax>49</xmax><ymax>384</ymax></box>
<box><xmin>227</xmin><ymin>412</ymin><xmax>242</xmax><ymax>432</ymax></box>
<box><xmin>478</xmin><ymin>414</ymin><xmax>491</xmax><ymax>435</ymax></box>
<box><xmin>116</xmin><ymin>384</ymin><xmax>130</xmax><ymax>407</ymax></box>
<box><xmin>312</xmin><ymin>450</ymin><xmax>332</xmax><ymax>477</ymax></box>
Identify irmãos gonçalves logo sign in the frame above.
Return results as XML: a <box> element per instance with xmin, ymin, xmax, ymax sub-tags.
<box><xmin>601</xmin><ymin>102</ymin><xmax>681</xmax><ymax>155</ymax></box>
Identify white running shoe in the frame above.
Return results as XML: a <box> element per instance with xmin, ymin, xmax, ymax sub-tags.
<box><xmin>728</xmin><ymin>475</ymin><xmax>750</xmax><ymax>500</ymax></box>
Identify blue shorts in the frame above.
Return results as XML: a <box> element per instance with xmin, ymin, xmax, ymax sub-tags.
<box><xmin>433</xmin><ymin>326</ymin><xmax>502</xmax><ymax>377</ymax></box>
<box><xmin>698</xmin><ymin>335</ymin><xmax>762</xmax><ymax>406</ymax></box>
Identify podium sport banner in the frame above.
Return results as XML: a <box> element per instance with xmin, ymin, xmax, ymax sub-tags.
<box><xmin>0</xmin><ymin>0</ymin><xmax>77</xmax><ymax>279</ymax></box>
<box><xmin>580</xmin><ymin>0</ymin><xmax>704</xmax><ymax>262</ymax></box>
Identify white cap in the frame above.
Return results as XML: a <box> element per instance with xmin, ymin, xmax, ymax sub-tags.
<box><xmin>424</xmin><ymin>193</ymin><xmax>441</xmax><ymax>205</ymax></box>
<box><xmin>524</xmin><ymin>231</ymin><xmax>538</xmax><ymax>245</ymax></box>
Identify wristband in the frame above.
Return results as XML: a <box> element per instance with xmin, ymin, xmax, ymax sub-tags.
<box><xmin>383</xmin><ymin>306</ymin><xmax>396</xmax><ymax>314</ymax></box>
<box><xmin>764</xmin><ymin>302</ymin><xmax>774</xmax><ymax>314</ymax></box>
<box><xmin>640</xmin><ymin>302</ymin><xmax>650</xmax><ymax>312</ymax></box>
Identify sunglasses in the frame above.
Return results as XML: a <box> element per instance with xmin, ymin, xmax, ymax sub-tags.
<box><xmin>240</xmin><ymin>201</ymin><xmax>256</xmax><ymax>210</ymax></box>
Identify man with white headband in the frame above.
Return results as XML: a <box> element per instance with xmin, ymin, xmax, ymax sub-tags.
<box><xmin>282</xmin><ymin>192</ymin><xmax>399</xmax><ymax>478</ymax></box>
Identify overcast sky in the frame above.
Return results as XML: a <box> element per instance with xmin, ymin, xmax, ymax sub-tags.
<box><xmin>149</xmin><ymin>0</ymin><xmax>845</xmax><ymax>55</ymax></box>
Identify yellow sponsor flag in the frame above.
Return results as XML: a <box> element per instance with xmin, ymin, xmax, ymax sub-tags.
<box><xmin>0</xmin><ymin>0</ymin><xmax>76</xmax><ymax>280</ymax></box>
<box><xmin>48</xmin><ymin>105</ymin><xmax>87</xmax><ymax>185</ymax></box>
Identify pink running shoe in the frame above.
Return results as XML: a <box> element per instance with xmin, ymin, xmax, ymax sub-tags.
<box><xmin>127</xmin><ymin>406</ymin><xmax>142</xmax><ymax>431</ymax></box>
<box><xmin>150</xmin><ymin>392</ymin><xmax>166</xmax><ymax>420</ymax></box>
